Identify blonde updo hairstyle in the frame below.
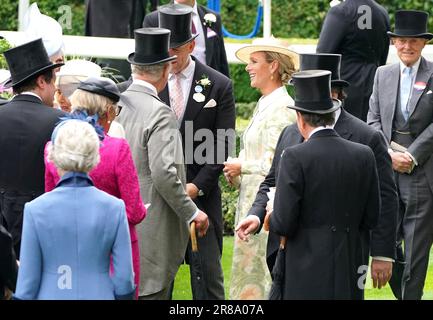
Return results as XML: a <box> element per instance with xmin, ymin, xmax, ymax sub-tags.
<box><xmin>48</xmin><ymin>120</ymin><xmax>100</xmax><ymax>173</ymax></box>
<box><xmin>69</xmin><ymin>89</ymin><xmax>117</xmax><ymax>120</ymax></box>
<box><xmin>263</xmin><ymin>51</ymin><xmax>296</xmax><ymax>85</ymax></box>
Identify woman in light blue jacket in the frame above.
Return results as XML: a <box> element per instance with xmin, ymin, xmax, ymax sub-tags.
<box><xmin>14</xmin><ymin>120</ymin><xmax>135</xmax><ymax>300</ymax></box>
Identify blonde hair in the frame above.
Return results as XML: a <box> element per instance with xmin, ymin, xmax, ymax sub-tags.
<box><xmin>264</xmin><ymin>51</ymin><xmax>296</xmax><ymax>85</ymax></box>
<box><xmin>48</xmin><ymin>120</ymin><xmax>100</xmax><ymax>173</ymax></box>
<box><xmin>69</xmin><ymin>89</ymin><xmax>116</xmax><ymax>119</ymax></box>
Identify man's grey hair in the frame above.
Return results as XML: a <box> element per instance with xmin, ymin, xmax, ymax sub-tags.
<box><xmin>131</xmin><ymin>62</ymin><xmax>168</xmax><ymax>81</ymax></box>
<box><xmin>48</xmin><ymin>120</ymin><xmax>100</xmax><ymax>173</ymax></box>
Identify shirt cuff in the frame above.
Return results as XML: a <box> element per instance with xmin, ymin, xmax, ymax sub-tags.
<box><xmin>187</xmin><ymin>209</ymin><xmax>200</xmax><ymax>224</ymax></box>
<box><xmin>388</xmin><ymin>148</ymin><xmax>394</xmax><ymax>154</ymax></box>
<box><xmin>250</xmin><ymin>215</ymin><xmax>261</xmax><ymax>226</ymax></box>
<box><xmin>372</xmin><ymin>256</ymin><xmax>395</xmax><ymax>263</ymax></box>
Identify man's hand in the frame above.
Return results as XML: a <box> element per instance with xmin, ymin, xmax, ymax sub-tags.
<box><xmin>390</xmin><ymin>151</ymin><xmax>413</xmax><ymax>174</ymax></box>
<box><xmin>235</xmin><ymin>216</ymin><xmax>260</xmax><ymax>241</ymax></box>
<box><xmin>193</xmin><ymin>210</ymin><xmax>209</xmax><ymax>237</ymax></box>
<box><xmin>371</xmin><ymin>259</ymin><xmax>393</xmax><ymax>289</ymax></box>
<box><xmin>186</xmin><ymin>183</ymin><xmax>199</xmax><ymax>199</ymax></box>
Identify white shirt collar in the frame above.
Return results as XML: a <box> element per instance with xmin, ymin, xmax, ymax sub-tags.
<box><xmin>169</xmin><ymin>57</ymin><xmax>195</xmax><ymax>80</ymax></box>
<box><xmin>131</xmin><ymin>78</ymin><xmax>158</xmax><ymax>96</ymax></box>
<box><xmin>400</xmin><ymin>58</ymin><xmax>421</xmax><ymax>76</ymax></box>
<box><xmin>309</xmin><ymin>126</ymin><xmax>332</xmax><ymax>139</ymax></box>
<box><xmin>18</xmin><ymin>91</ymin><xmax>42</xmax><ymax>101</ymax></box>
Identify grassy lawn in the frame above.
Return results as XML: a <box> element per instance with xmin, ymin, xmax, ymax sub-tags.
<box><xmin>172</xmin><ymin>236</ymin><xmax>433</xmax><ymax>300</ymax></box>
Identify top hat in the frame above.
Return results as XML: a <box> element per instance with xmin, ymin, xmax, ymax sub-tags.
<box><xmin>299</xmin><ymin>53</ymin><xmax>349</xmax><ymax>88</ymax></box>
<box><xmin>127</xmin><ymin>28</ymin><xmax>177</xmax><ymax>66</ymax></box>
<box><xmin>3</xmin><ymin>38</ymin><xmax>64</xmax><ymax>89</ymax></box>
<box><xmin>158</xmin><ymin>3</ymin><xmax>199</xmax><ymax>48</ymax></box>
<box><xmin>78</xmin><ymin>77</ymin><xmax>121</xmax><ymax>103</ymax></box>
<box><xmin>388</xmin><ymin>10</ymin><xmax>433</xmax><ymax>40</ymax></box>
<box><xmin>289</xmin><ymin>70</ymin><xmax>341</xmax><ymax>115</ymax></box>
<box><xmin>235</xmin><ymin>36</ymin><xmax>299</xmax><ymax>70</ymax></box>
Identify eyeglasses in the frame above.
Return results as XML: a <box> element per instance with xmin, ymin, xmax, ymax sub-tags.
<box><xmin>115</xmin><ymin>105</ymin><xmax>122</xmax><ymax>116</ymax></box>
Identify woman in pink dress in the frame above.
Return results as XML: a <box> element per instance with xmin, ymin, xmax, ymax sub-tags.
<box><xmin>44</xmin><ymin>77</ymin><xmax>146</xmax><ymax>297</ymax></box>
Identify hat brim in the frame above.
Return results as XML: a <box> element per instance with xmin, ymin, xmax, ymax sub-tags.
<box><xmin>170</xmin><ymin>34</ymin><xmax>199</xmax><ymax>49</ymax></box>
<box><xmin>388</xmin><ymin>31</ymin><xmax>433</xmax><ymax>40</ymax></box>
<box><xmin>127</xmin><ymin>53</ymin><xmax>177</xmax><ymax>66</ymax></box>
<box><xmin>235</xmin><ymin>44</ymin><xmax>300</xmax><ymax>70</ymax></box>
<box><xmin>331</xmin><ymin>79</ymin><xmax>350</xmax><ymax>88</ymax></box>
<box><xmin>3</xmin><ymin>62</ymin><xmax>64</xmax><ymax>89</ymax></box>
<box><xmin>288</xmin><ymin>98</ymin><xmax>342</xmax><ymax>114</ymax></box>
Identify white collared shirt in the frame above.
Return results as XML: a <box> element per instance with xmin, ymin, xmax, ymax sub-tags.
<box><xmin>132</xmin><ymin>78</ymin><xmax>158</xmax><ymax>96</ymax></box>
<box><xmin>168</xmin><ymin>57</ymin><xmax>196</xmax><ymax>115</ymax></box>
<box><xmin>174</xmin><ymin>1</ymin><xmax>206</xmax><ymax>65</ymax></box>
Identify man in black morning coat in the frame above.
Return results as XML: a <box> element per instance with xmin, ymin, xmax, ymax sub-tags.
<box><xmin>270</xmin><ymin>70</ymin><xmax>380</xmax><ymax>299</ymax></box>
<box><xmin>143</xmin><ymin>0</ymin><xmax>230</xmax><ymax>77</ymax></box>
<box><xmin>0</xmin><ymin>39</ymin><xmax>64</xmax><ymax>257</ymax></box>
<box><xmin>237</xmin><ymin>56</ymin><xmax>395</xmax><ymax>297</ymax></box>
<box><xmin>317</xmin><ymin>0</ymin><xmax>390</xmax><ymax>121</ymax></box>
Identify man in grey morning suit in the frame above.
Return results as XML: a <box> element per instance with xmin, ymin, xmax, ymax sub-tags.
<box><xmin>117</xmin><ymin>28</ymin><xmax>208</xmax><ymax>300</ymax></box>
<box><xmin>368</xmin><ymin>10</ymin><xmax>433</xmax><ymax>300</ymax></box>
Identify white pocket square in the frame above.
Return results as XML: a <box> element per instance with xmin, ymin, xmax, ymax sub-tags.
<box><xmin>207</xmin><ymin>28</ymin><xmax>218</xmax><ymax>38</ymax></box>
<box><xmin>427</xmin><ymin>90</ymin><xmax>433</xmax><ymax>95</ymax></box>
<box><xmin>203</xmin><ymin>99</ymin><xmax>217</xmax><ymax>108</ymax></box>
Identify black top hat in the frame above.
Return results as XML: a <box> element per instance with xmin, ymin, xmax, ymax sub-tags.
<box><xmin>290</xmin><ymin>70</ymin><xmax>341</xmax><ymax>115</ymax></box>
<box><xmin>158</xmin><ymin>3</ymin><xmax>198</xmax><ymax>48</ymax></box>
<box><xmin>3</xmin><ymin>38</ymin><xmax>64</xmax><ymax>89</ymax></box>
<box><xmin>78</xmin><ymin>77</ymin><xmax>121</xmax><ymax>103</ymax></box>
<box><xmin>300</xmin><ymin>53</ymin><xmax>349</xmax><ymax>88</ymax></box>
<box><xmin>127</xmin><ymin>28</ymin><xmax>177</xmax><ymax>66</ymax></box>
<box><xmin>388</xmin><ymin>10</ymin><xmax>433</xmax><ymax>40</ymax></box>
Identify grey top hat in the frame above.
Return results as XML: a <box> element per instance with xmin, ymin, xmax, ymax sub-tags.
<box><xmin>127</xmin><ymin>28</ymin><xmax>177</xmax><ymax>66</ymax></box>
<box><xmin>388</xmin><ymin>10</ymin><xmax>433</xmax><ymax>40</ymax></box>
<box><xmin>289</xmin><ymin>70</ymin><xmax>341</xmax><ymax>115</ymax></box>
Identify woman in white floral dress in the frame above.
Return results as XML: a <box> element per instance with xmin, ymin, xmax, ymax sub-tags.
<box><xmin>224</xmin><ymin>38</ymin><xmax>299</xmax><ymax>300</ymax></box>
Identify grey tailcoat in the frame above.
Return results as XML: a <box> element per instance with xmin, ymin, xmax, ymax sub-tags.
<box><xmin>117</xmin><ymin>83</ymin><xmax>197</xmax><ymax>296</ymax></box>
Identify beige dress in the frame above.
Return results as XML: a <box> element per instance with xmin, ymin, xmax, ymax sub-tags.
<box><xmin>229</xmin><ymin>86</ymin><xmax>296</xmax><ymax>300</ymax></box>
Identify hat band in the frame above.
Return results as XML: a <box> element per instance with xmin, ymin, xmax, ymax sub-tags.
<box><xmin>10</xmin><ymin>62</ymin><xmax>53</xmax><ymax>83</ymax></box>
<box><xmin>392</xmin><ymin>28</ymin><xmax>430</xmax><ymax>36</ymax></box>
<box><xmin>294</xmin><ymin>98</ymin><xmax>334</xmax><ymax>110</ymax></box>
<box><xmin>132</xmin><ymin>52</ymin><xmax>171</xmax><ymax>64</ymax></box>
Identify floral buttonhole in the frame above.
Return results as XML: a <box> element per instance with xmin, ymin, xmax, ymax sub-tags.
<box><xmin>203</xmin><ymin>13</ymin><xmax>217</xmax><ymax>27</ymax></box>
<box><xmin>193</xmin><ymin>75</ymin><xmax>211</xmax><ymax>102</ymax></box>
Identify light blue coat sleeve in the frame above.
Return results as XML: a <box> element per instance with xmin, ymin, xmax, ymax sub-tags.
<box><xmin>14</xmin><ymin>205</ymin><xmax>42</xmax><ymax>299</ymax></box>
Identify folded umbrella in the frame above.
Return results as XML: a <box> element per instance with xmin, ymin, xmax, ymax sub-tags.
<box><xmin>189</xmin><ymin>222</ymin><xmax>209</xmax><ymax>300</ymax></box>
<box><xmin>268</xmin><ymin>236</ymin><xmax>287</xmax><ymax>300</ymax></box>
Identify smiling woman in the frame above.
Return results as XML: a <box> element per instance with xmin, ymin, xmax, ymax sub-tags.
<box><xmin>224</xmin><ymin>37</ymin><xmax>298</xmax><ymax>300</ymax></box>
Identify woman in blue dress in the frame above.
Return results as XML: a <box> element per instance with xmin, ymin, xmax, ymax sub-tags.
<box><xmin>14</xmin><ymin>119</ymin><xmax>135</xmax><ymax>300</ymax></box>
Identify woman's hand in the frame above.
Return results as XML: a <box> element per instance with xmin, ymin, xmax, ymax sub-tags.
<box><xmin>223</xmin><ymin>159</ymin><xmax>242</xmax><ymax>178</ymax></box>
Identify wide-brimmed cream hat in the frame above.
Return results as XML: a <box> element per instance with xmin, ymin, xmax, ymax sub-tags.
<box><xmin>235</xmin><ymin>36</ymin><xmax>299</xmax><ymax>70</ymax></box>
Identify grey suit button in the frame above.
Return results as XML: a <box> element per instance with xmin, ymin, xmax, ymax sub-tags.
<box><xmin>331</xmin><ymin>226</ymin><xmax>337</xmax><ymax>232</ymax></box>
<box><xmin>346</xmin><ymin>227</ymin><xmax>350</xmax><ymax>233</ymax></box>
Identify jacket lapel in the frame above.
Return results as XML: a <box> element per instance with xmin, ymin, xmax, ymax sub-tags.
<box><xmin>408</xmin><ymin>57</ymin><xmax>433</xmax><ymax>118</ymax></box>
<box><xmin>180</xmin><ymin>59</ymin><xmax>210</xmax><ymax>132</ymax></box>
<box><xmin>382</xmin><ymin>63</ymin><xmax>400</xmax><ymax>135</ymax></box>
<box><xmin>159</xmin><ymin>86</ymin><xmax>170</xmax><ymax>107</ymax></box>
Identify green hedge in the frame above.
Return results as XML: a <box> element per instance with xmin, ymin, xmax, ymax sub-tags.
<box><xmin>2</xmin><ymin>1</ymin><xmax>433</xmax><ymax>41</ymax></box>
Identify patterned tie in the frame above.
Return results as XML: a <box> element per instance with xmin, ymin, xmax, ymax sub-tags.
<box><xmin>400</xmin><ymin>66</ymin><xmax>413</xmax><ymax>121</ymax></box>
<box><xmin>171</xmin><ymin>73</ymin><xmax>184</xmax><ymax>120</ymax></box>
